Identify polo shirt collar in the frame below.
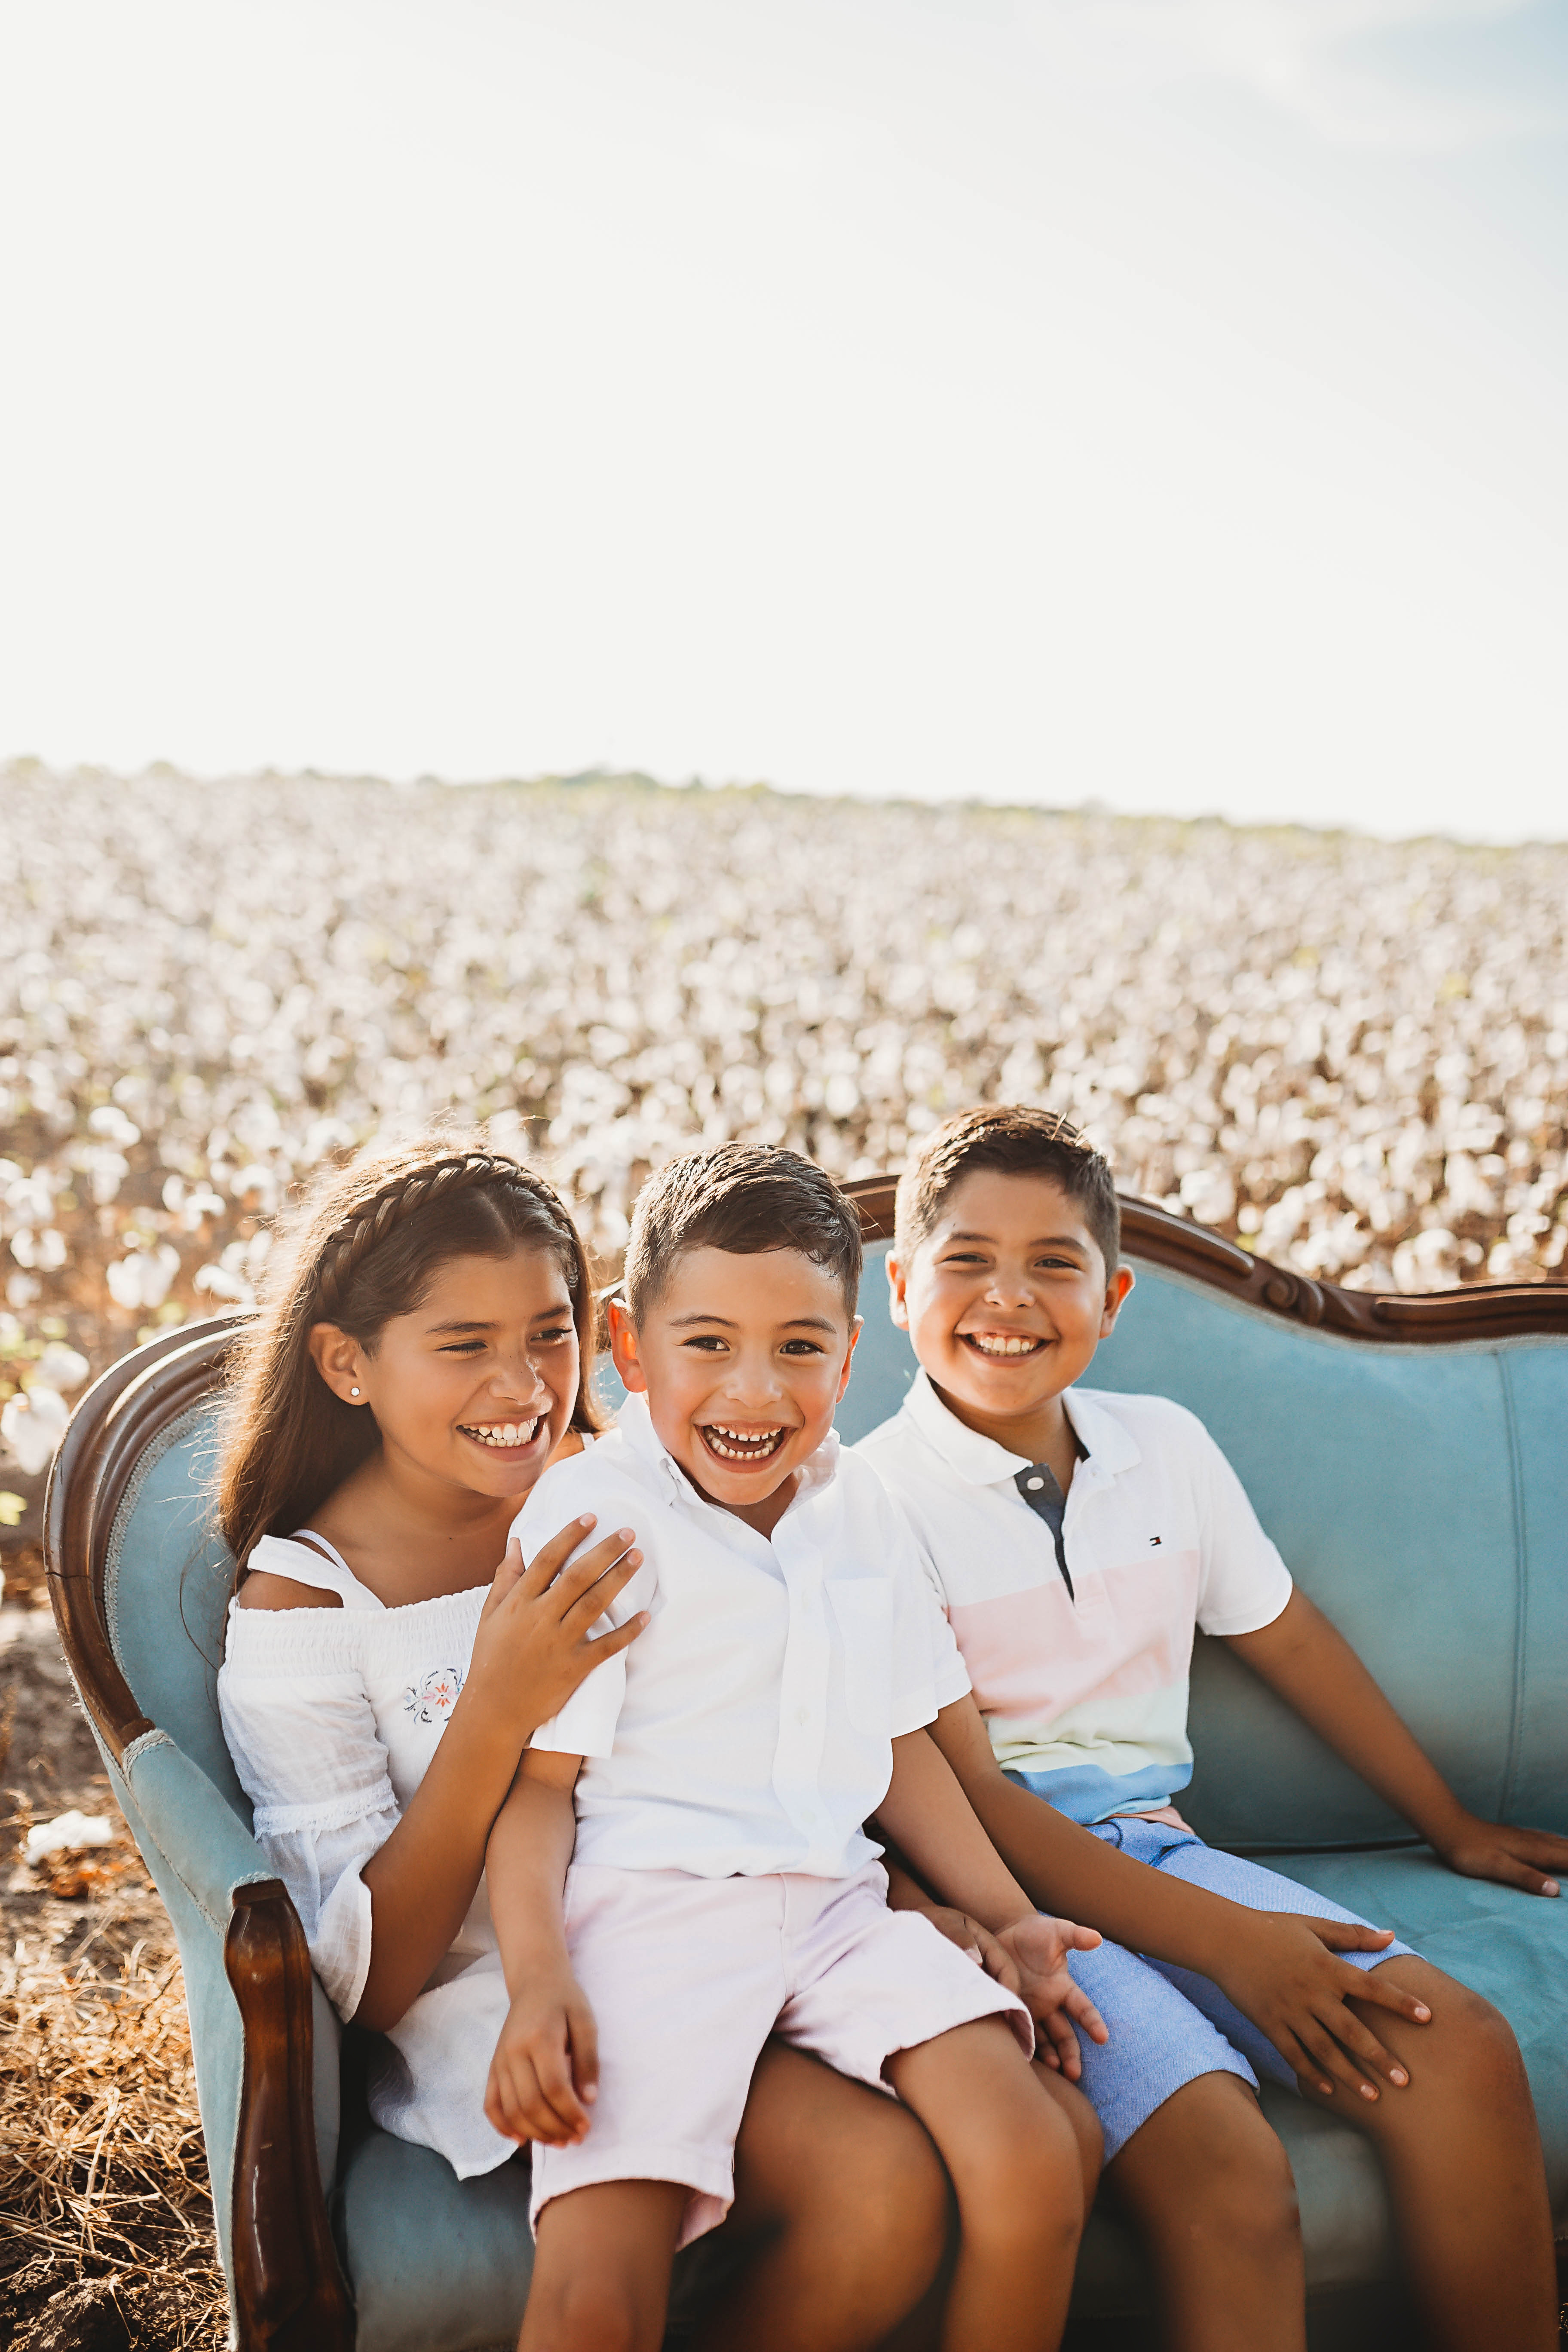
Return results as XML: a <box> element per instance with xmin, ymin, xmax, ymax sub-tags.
<box><xmin>613</xmin><ymin>1389</ymin><xmax>841</xmax><ymax>1510</ymax></box>
<box><xmin>900</xmin><ymin>1368</ymin><xmax>1140</xmax><ymax>1486</ymax></box>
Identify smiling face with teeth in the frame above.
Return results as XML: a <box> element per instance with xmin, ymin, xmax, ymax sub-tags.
<box><xmin>311</xmin><ymin>1245</ymin><xmax>582</xmax><ymax>1521</ymax></box>
<box><xmin>888</xmin><ymin>1170</ymin><xmax>1133</xmax><ymax>1478</ymax></box>
<box><xmin>609</xmin><ymin>1246</ymin><xmax>860</xmax><ymax>1540</ymax></box>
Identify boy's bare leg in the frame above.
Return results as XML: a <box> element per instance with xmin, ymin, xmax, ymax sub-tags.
<box><xmin>519</xmin><ymin>2179</ymin><xmax>686</xmax><ymax>2352</ymax></box>
<box><xmin>1106</xmin><ymin>2072</ymin><xmax>1306</xmax><ymax>2352</ymax></box>
<box><xmin>1033</xmin><ymin>2061</ymin><xmax>1105</xmax><ymax>2206</ymax></box>
<box><xmin>885</xmin><ymin>2016</ymin><xmax>1087</xmax><ymax>2352</ymax></box>
<box><xmin>1322</xmin><ymin>1958</ymin><xmax>1556</xmax><ymax>2352</ymax></box>
<box><xmin>879</xmin><ymin>2064</ymin><xmax>1102</xmax><ymax>2352</ymax></box>
<box><xmin>692</xmin><ymin>2043</ymin><xmax>951</xmax><ymax>2352</ymax></box>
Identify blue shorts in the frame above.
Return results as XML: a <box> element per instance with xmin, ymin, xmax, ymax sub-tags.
<box><xmin>1019</xmin><ymin>1804</ymin><xmax>1419</xmax><ymax>2164</ymax></box>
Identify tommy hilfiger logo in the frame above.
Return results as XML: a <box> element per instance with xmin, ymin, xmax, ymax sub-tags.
<box><xmin>1149</xmin><ymin>1535</ymin><xmax>1162</xmax><ymax>1547</ymax></box>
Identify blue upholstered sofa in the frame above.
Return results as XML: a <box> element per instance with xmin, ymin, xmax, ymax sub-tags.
<box><xmin>45</xmin><ymin>1185</ymin><xmax>1568</xmax><ymax>2347</ymax></box>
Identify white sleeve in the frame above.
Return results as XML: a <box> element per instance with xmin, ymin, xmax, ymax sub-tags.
<box><xmin>1189</xmin><ymin>1421</ymin><xmax>1295</xmax><ymax>1636</ymax></box>
<box><xmin>880</xmin><ymin>1490</ymin><xmax>971</xmax><ymax>1734</ymax></box>
<box><xmin>508</xmin><ymin>1467</ymin><xmax>653</xmax><ymax>1760</ymax></box>
<box><xmin>218</xmin><ymin>1651</ymin><xmax>398</xmax><ymax>2022</ymax></box>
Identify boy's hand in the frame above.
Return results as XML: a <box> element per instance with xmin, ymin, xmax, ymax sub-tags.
<box><xmin>1430</xmin><ymin>1813</ymin><xmax>1566</xmax><ymax>1899</ymax></box>
<box><xmin>994</xmin><ymin>1914</ymin><xmax>1108</xmax><ymax>2079</ymax></box>
<box><xmin>1216</xmin><ymin>1913</ymin><xmax>1430</xmax><ymax>2104</ymax></box>
<box><xmin>919</xmin><ymin>1901</ymin><xmax>1020</xmax><ymax>1986</ymax></box>
<box><xmin>484</xmin><ymin>1967</ymin><xmax>600</xmax><ymax>2147</ymax></box>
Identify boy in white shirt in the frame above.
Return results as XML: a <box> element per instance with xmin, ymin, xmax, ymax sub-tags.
<box><xmin>858</xmin><ymin>1104</ymin><xmax>1565</xmax><ymax>2352</ymax></box>
<box><xmin>483</xmin><ymin>1143</ymin><xmax>1108</xmax><ymax>2352</ymax></box>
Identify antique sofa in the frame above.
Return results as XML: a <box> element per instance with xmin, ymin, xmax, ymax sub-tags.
<box><xmin>44</xmin><ymin>1184</ymin><xmax>1568</xmax><ymax>2347</ymax></box>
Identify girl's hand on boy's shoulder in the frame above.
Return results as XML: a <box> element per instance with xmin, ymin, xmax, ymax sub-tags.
<box><xmin>1431</xmin><ymin>1813</ymin><xmax>1565</xmax><ymax>1898</ymax></box>
<box><xmin>484</xmin><ymin>1969</ymin><xmax>600</xmax><ymax>2147</ymax></box>
<box><xmin>994</xmin><ymin>1915</ymin><xmax>1107</xmax><ymax>2079</ymax></box>
<box><xmin>468</xmin><ymin>1525</ymin><xmax>649</xmax><ymax>1730</ymax></box>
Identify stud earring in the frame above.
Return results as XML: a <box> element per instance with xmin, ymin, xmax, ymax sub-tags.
<box><xmin>349</xmin><ymin>1386</ymin><xmax>361</xmax><ymax>1398</ymax></box>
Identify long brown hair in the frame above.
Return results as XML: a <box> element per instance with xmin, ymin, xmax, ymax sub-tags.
<box><xmin>217</xmin><ymin>1135</ymin><xmax>600</xmax><ymax>1576</ymax></box>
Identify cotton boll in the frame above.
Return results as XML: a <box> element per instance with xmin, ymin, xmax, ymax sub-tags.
<box><xmin>105</xmin><ymin>1245</ymin><xmax>180</xmax><ymax>1311</ymax></box>
<box><xmin>1</xmin><ymin>1384</ymin><xmax>69</xmax><ymax>1476</ymax></box>
<box><xmin>35</xmin><ymin>1340</ymin><xmax>91</xmax><ymax>1391</ymax></box>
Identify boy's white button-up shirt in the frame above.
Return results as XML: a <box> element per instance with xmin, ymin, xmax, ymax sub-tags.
<box><xmin>514</xmin><ymin>1393</ymin><xmax>971</xmax><ymax>1879</ymax></box>
<box><xmin>855</xmin><ymin>1372</ymin><xmax>1292</xmax><ymax>1824</ymax></box>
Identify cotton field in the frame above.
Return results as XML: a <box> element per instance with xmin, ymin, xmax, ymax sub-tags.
<box><xmin>3</xmin><ymin>762</ymin><xmax>1567</xmax><ymax>1525</ymax></box>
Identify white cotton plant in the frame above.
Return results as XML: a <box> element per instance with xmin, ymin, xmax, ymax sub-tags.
<box><xmin>36</xmin><ymin>1340</ymin><xmax>91</xmax><ymax>1392</ymax></box>
<box><xmin>1</xmin><ymin>1384</ymin><xmax>70</xmax><ymax>1477</ymax></box>
<box><xmin>106</xmin><ymin>1243</ymin><xmax>180</xmax><ymax>1312</ymax></box>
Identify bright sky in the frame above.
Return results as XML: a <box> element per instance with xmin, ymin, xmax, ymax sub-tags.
<box><xmin>2</xmin><ymin>0</ymin><xmax>1565</xmax><ymax>838</ymax></box>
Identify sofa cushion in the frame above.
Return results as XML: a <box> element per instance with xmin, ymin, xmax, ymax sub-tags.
<box><xmin>104</xmin><ymin>1399</ymin><xmax>250</xmax><ymax>1818</ymax></box>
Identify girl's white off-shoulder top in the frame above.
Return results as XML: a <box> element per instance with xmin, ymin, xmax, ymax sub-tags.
<box><xmin>217</xmin><ymin>1532</ymin><xmax>515</xmax><ymax>2178</ymax></box>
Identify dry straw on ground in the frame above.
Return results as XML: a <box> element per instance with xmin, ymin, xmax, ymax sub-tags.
<box><xmin>1</xmin><ymin>1615</ymin><xmax>226</xmax><ymax>2349</ymax></box>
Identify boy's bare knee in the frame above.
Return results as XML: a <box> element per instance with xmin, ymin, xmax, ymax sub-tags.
<box><xmin>1112</xmin><ymin>2076</ymin><xmax>1299</xmax><ymax>2257</ymax></box>
<box><xmin>523</xmin><ymin>2276</ymin><xmax>662</xmax><ymax>2352</ymax></box>
<box><xmin>1432</xmin><ymin>1984</ymin><xmax>1530</xmax><ymax>2104</ymax></box>
<box><xmin>958</xmin><ymin>2092</ymin><xmax>1087</xmax><ymax>2251</ymax></box>
<box><xmin>1199</xmin><ymin>2125</ymin><xmax>1299</xmax><ymax>2258</ymax></box>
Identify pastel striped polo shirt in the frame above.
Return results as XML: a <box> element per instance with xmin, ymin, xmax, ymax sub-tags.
<box><xmin>856</xmin><ymin>1372</ymin><xmax>1292</xmax><ymax>1825</ymax></box>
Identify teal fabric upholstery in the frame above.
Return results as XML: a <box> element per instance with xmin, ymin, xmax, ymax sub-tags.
<box><xmin>336</xmin><ymin>2127</ymin><xmax>534</xmax><ymax>2352</ymax></box>
<box><xmin>95</xmin><ymin>1249</ymin><xmax>1568</xmax><ymax>2337</ymax></box>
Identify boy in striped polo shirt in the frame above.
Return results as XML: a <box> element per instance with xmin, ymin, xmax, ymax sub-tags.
<box><xmin>858</xmin><ymin>1106</ymin><xmax>1565</xmax><ymax>2352</ymax></box>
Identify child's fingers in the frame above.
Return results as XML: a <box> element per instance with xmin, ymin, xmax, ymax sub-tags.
<box><xmin>487</xmin><ymin>2052</ymin><xmax>559</xmax><ymax>2145</ymax></box>
<box><xmin>490</xmin><ymin>1535</ymin><xmax>527</xmax><ymax>1596</ymax></box>
<box><xmin>554</xmin><ymin>1530</ymin><xmax>642</xmax><ymax>1623</ymax></box>
<box><xmin>1037</xmin><ymin>2009</ymin><xmax>1083</xmax><ymax>2081</ymax></box>
<box><xmin>979</xmin><ymin>1940</ymin><xmax>1023</xmax><ymax>1995</ymax></box>
<box><xmin>1058</xmin><ymin>1920</ymin><xmax>1102</xmax><ymax>1955</ymax></box>
<box><xmin>1063</xmin><ymin>1984</ymin><xmax>1109</xmax><ymax>2046</ymax></box>
<box><xmin>584</xmin><ymin>1609</ymin><xmax>650</xmax><ymax>1663</ymax></box>
<box><xmin>1312</xmin><ymin>1994</ymin><xmax>1409</xmax><ymax>2090</ymax></box>
<box><xmin>531</xmin><ymin>2034</ymin><xmax>592</xmax><ymax>2139</ymax></box>
<box><xmin>1474</xmin><ymin>1849</ymin><xmax>1561</xmax><ymax>1898</ymax></box>
<box><xmin>1275</xmin><ymin>2027</ymin><xmax>1337</xmax><ymax>2102</ymax></box>
<box><xmin>1337</xmin><ymin>1963</ymin><xmax>1431</xmax><ymax>2027</ymax></box>
<box><xmin>1299</xmin><ymin>1915</ymin><xmax>1395</xmax><ymax>1954</ymax></box>
<box><xmin>1291</xmin><ymin>2014</ymin><xmax>1379</xmax><ymax>2103</ymax></box>
<box><xmin>517</xmin><ymin>1515</ymin><xmax>600</xmax><ymax>1595</ymax></box>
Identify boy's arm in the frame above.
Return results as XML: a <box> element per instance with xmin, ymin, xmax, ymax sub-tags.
<box><xmin>875</xmin><ymin>1730</ymin><xmax>1108</xmax><ymax>2075</ymax></box>
<box><xmin>483</xmin><ymin>1748</ymin><xmax>599</xmax><ymax>2148</ymax></box>
<box><xmin>1225</xmin><ymin>1590</ymin><xmax>1567</xmax><ymax>1898</ymax></box>
<box><xmin>928</xmin><ymin>1692</ymin><xmax>1437</xmax><ymax>2104</ymax></box>
<box><xmin>877</xmin><ymin>1726</ymin><xmax>1041</xmax><ymax>1931</ymax></box>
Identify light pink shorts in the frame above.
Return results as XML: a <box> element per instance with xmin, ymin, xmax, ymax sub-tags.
<box><xmin>530</xmin><ymin>1858</ymin><xmax>1033</xmax><ymax>2245</ymax></box>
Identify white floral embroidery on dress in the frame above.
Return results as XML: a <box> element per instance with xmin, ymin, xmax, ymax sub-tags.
<box><xmin>403</xmin><ymin>1666</ymin><xmax>464</xmax><ymax>1725</ymax></box>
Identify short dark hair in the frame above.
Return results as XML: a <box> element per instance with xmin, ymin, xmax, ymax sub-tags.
<box><xmin>624</xmin><ymin>1143</ymin><xmax>863</xmax><ymax>1323</ymax></box>
<box><xmin>895</xmin><ymin>1107</ymin><xmax>1120</xmax><ymax>1273</ymax></box>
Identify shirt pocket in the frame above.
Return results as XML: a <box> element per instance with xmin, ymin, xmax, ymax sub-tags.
<box><xmin>828</xmin><ymin>1578</ymin><xmax>897</xmax><ymax>1736</ymax></box>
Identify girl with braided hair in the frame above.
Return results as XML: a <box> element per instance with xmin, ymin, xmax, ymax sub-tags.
<box><xmin>214</xmin><ymin>1135</ymin><xmax>953</xmax><ymax>2348</ymax></box>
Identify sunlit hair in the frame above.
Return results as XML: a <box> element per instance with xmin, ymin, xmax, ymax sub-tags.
<box><xmin>895</xmin><ymin>1106</ymin><xmax>1120</xmax><ymax>1273</ymax></box>
<box><xmin>216</xmin><ymin>1134</ymin><xmax>599</xmax><ymax>1578</ymax></box>
<box><xmin>623</xmin><ymin>1142</ymin><xmax>863</xmax><ymax>1323</ymax></box>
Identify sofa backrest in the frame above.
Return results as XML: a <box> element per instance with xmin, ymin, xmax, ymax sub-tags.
<box><xmin>841</xmin><ymin>1242</ymin><xmax>1568</xmax><ymax>1852</ymax></box>
<box><xmin>102</xmin><ymin>1399</ymin><xmax>253</xmax><ymax>1821</ymax></box>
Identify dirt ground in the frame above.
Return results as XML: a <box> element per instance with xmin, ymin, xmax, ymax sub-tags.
<box><xmin>0</xmin><ymin>1590</ymin><xmax>226</xmax><ymax>2351</ymax></box>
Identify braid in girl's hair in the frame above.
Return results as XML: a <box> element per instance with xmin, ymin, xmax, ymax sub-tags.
<box><xmin>313</xmin><ymin>1153</ymin><xmax>581</xmax><ymax>1323</ymax></box>
<box><xmin>217</xmin><ymin>1136</ymin><xmax>597</xmax><ymax>1585</ymax></box>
